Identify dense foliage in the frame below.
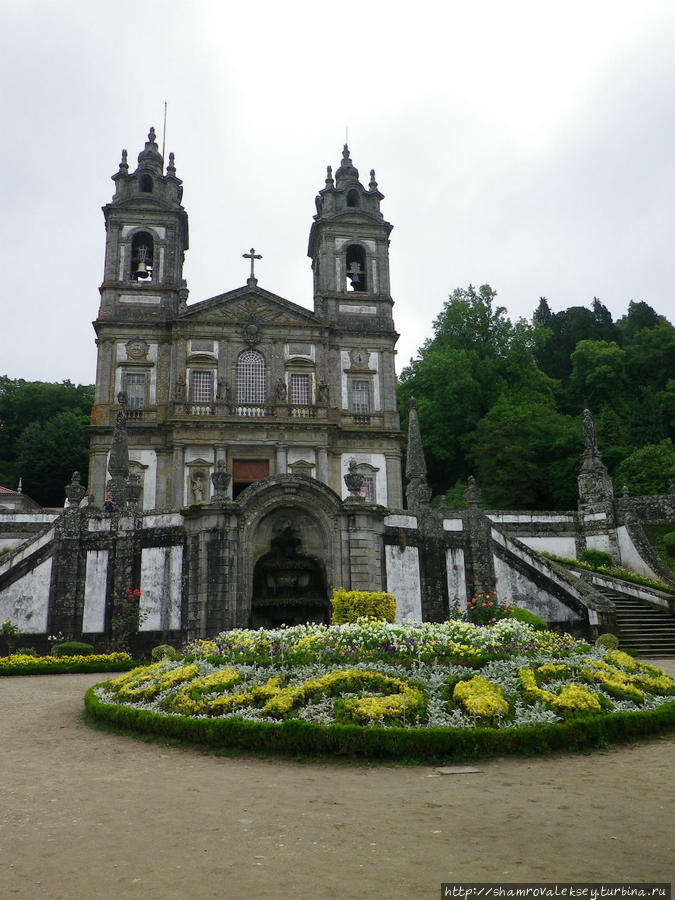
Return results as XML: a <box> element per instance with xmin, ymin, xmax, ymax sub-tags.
<box><xmin>398</xmin><ymin>289</ymin><xmax>675</xmax><ymax>508</ymax></box>
<box><xmin>0</xmin><ymin>377</ymin><xmax>94</xmax><ymax>506</ymax></box>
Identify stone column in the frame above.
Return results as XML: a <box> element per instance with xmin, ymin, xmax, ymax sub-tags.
<box><xmin>172</xmin><ymin>446</ymin><xmax>185</xmax><ymax>507</ymax></box>
<box><xmin>317</xmin><ymin>447</ymin><xmax>328</xmax><ymax>484</ymax></box>
<box><xmin>275</xmin><ymin>443</ymin><xmax>288</xmax><ymax>476</ymax></box>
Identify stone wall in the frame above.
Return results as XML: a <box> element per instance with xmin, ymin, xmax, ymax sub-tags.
<box><xmin>0</xmin><ymin>480</ymin><xmax>672</xmax><ymax>645</ymax></box>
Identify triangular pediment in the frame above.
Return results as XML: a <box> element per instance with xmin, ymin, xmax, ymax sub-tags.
<box><xmin>178</xmin><ymin>284</ymin><xmax>323</xmax><ymax>327</ymax></box>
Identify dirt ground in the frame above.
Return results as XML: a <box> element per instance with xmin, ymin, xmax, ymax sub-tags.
<box><xmin>1</xmin><ymin>661</ymin><xmax>673</xmax><ymax>900</ymax></box>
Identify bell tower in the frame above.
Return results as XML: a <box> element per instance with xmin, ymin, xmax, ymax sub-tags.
<box><xmin>89</xmin><ymin>128</ymin><xmax>190</xmax><ymax>505</ymax></box>
<box><xmin>308</xmin><ymin>145</ymin><xmax>394</xmax><ymax>329</ymax></box>
<box><xmin>97</xmin><ymin>126</ymin><xmax>189</xmax><ymax>321</ymax></box>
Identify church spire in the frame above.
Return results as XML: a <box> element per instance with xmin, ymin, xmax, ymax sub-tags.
<box><xmin>335</xmin><ymin>144</ymin><xmax>359</xmax><ymax>188</ymax></box>
<box><xmin>136</xmin><ymin>126</ymin><xmax>163</xmax><ymax>173</ymax></box>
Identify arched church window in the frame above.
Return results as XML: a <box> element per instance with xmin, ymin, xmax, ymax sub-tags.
<box><xmin>236</xmin><ymin>350</ymin><xmax>266</xmax><ymax>404</ymax></box>
<box><xmin>131</xmin><ymin>231</ymin><xmax>154</xmax><ymax>281</ymax></box>
<box><xmin>139</xmin><ymin>174</ymin><xmax>153</xmax><ymax>193</ymax></box>
<box><xmin>345</xmin><ymin>244</ymin><xmax>367</xmax><ymax>292</ymax></box>
<box><xmin>346</xmin><ymin>189</ymin><xmax>359</xmax><ymax>208</ymax></box>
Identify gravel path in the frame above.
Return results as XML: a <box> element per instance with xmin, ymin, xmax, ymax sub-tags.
<box><xmin>1</xmin><ymin>660</ymin><xmax>673</xmax><ymax>899</ymax></box>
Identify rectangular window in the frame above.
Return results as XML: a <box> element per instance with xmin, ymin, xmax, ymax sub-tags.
<box><xmin>290</xmin><ymin>373</ymin><xmax>310</xmax><ymax>405</ymax></box>
<box><xmin>351</xmin><ymin>380</ymin><xmax>370</xmax><ymax>415</ymax></box>
<box><xmin>125</xmin><ymin>373</ymin><xmax>146</xmax><ymax>409</ymax></box>
<box><xmin>190</xmin><ymin>370</ymin><xmax>212</xmax><ymax>403</ymax></box>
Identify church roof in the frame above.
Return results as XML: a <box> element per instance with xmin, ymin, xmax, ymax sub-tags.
<box><xmin>177</xmin><ymin>283</ymin><xmax>323</xmax><ymax>327</ymax></box>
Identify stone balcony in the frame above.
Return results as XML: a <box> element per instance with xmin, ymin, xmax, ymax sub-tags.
<box><xmin>98</xmin><ymin>404</ymin><xmax>397</xmax><ymax>430</ymax></box>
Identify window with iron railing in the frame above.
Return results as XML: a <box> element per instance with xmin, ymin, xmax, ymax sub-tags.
<box><xmin>290</xmin><ymin>373</ymin><xmax>310</xmax><ymax>406</ymax></box>
<box><xmin>190</xmin><ymin>370</ymin><xmax>213</xmax><ymax>403</ymax></box>
<box><xmin>237</xmin><ymin>350</ymin><xmax>266</xmax><ymax>403</ymax></box>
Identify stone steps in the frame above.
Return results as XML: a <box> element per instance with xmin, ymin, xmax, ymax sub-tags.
<box><xmin>596</xmin><ymin>588</ymin><xmax>675</xmax><ymax>657</ymax></box>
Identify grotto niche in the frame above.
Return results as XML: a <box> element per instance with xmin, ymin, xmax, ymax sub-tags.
<box><xmin>250</xmin><ymin>516</ymin><xmax>329</xmax><ymax>628</ymax></box>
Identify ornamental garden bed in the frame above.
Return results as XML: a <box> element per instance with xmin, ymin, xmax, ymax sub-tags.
<box><xmin>85</xmin><ymin>619</ymin><xmax>675</xmax><ymax>761</ymax></box>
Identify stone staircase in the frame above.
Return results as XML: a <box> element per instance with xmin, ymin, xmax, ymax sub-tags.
<box><xmin>596</xmin><ymin>587</ymin><xmax>675</xmax><ymax>657</ymax></box>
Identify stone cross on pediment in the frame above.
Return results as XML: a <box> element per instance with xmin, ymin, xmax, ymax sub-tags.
<box><xmin>243</xmin><ymin>248</ymin><xmax>262</xmax><ymax>284</ymax></box>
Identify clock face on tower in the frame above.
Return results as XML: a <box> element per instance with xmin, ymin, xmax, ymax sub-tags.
<box><xmin>350</xmin><ymin>348</ymin><xmax>369</xmax><ymax>368</ymax></box>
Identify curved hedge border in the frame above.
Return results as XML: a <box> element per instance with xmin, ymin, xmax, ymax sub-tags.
<box><xmin>1</xmin><ymin>653</ymin><xmax>137</xmax><ymax>676</ymax></box>
<box><xmin>84</xmin><ymin>685</ymin><xmax>675</xmax><ymax>762</ymax></box>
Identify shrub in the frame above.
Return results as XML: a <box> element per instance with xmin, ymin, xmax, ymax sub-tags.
<box><xmin>581</xmin><ymin>548</ymin><xmax>613</xmax><ymax>568</ymax></box>
<box><xmin>330</xmin><ymin>589</ymin><xmax>396</xmax><ymax>624</ymax></box>
<box><xmin>15</xmin><ymin>647</ymin><xmax>37</xmax><ymax>656</ymax></box>
<box><xmin>54</xmin><ymin>641</ymin><xmax>94</xmax><ymax>657</ymax></box>
<box><xmin>663</xmin><ymin>532</ymin><xmax>675</xmax><ymax>556</ymax></box>
<box><xmin>510</xmin><ymin>607</ymin><xmax>548</xmax><ymax>631</ymax></box>
<box><xmin>466</xmin><ymin>592</ymin><xmax>513</xmax><ymax>625</ymax></box>
<box><xmin>596</xmin><ymin>633</ymin><xmax>619</xmax><ymax>650</ymax></box>
<box><xmin>151</xmin><ymin>644</ymin><xmax>176</xmax><ymax>661</ymax></box>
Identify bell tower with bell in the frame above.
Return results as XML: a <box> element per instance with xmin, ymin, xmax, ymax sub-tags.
<box><xmin>308</xmin><ymin>144</ymin><xmax>394</xmax><ymax>329</ymax></box>
<box><xmin>97</xmin><ymin>126</ymin><xmax>189</xmax><ymax>321</ymax></box>
<box><xmin>89</xmin><ymin>127</ymin><xmax>190</xmax><ymax>504</ymax></box>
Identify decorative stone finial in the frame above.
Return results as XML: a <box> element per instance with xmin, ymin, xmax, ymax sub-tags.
<box><xmin>17</xmin><ymin>477</ymin><xmax>22</xmax><ymax>494</ymax></box>
<box><xmin>344</xmin><ymin>458</ymin><xmax>365</xmax><ymax>500</ymax></box>
<box><xmin>148</xmin><ymin>126</ymin><xmax>156</xmax><ymax>144</ymax></box>
<box><xmin>369</xmin><ymin>169</ymin><xmax>378</xmax><ymax>190</ymax></box>
<box><xmin>325</xmin><ymin>165</ymin><xmax>334</xmax><ymax>187</ymax></box>
<box><xmin>622</xmin><ymin>484</ymin><xmax>630</xmax><ymax>498</ymax></box>
<box><xmin>405</xmin><ymin>396</ymin><xmax>432</xmax><ymax>511</ymax></box>
<box><xmin>119</xmin><ymin>149</ymin><xmax>128</xmax><ymax>172</ymax></box>
<box><xmin>335</xmin><ymin>144</ymin><xmax>359</xmax><ymax>188</ymax></box>
<box><xmin>136</xmin><ymin>126</ymin><xmax>163</xmax><ymax>172</ymax></box>
<box><xmin>211</xmin><ymin>460</ymin><xmax>232</xmax><ymax>501</ymax></box>
<box><xmin>166</xmin><ymin>151</ymin><xmax>176</xmax><ymax>175</ymax></box>
<box><xmin>107</xmin><ymin>393</ymin><xmax>130</xmax><ymax>504</ymax></box>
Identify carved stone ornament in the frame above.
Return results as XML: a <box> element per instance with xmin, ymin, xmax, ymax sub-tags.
<box><xmin>344</xmin><ymin>458</ymin><xmax>365</xmax><ymax>499</ymax></box>
<box><xmin>349</xmin><ymin>348</ymin><xmax>370</xmax><ymax>369</ymax></box>
<box><xmin>211</xmin><ymin>460</ymin><xmax>232</xmax><ymax>501</ymax></box>
<box><xmin>65</xmin><ymin>471</ymin><xmax>86</xmax><ymax>506</ymax></box>
<box><xmin>125</xmin><ymin>338</ymin><xmax>150</xmax><ymax>360</ymax></box>
<box><xmin>241</xmin><ymin>319</ymin><xmax>262</xmax><ymax>347</ymax></box>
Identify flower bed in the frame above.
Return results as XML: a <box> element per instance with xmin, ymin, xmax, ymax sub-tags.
<box><xmin>85</xmin><ymin>619</ymin><xmax>675</xmax><ymax>760</ymax></box>
<box><xmin>1</xmin><ymin>652</ymin><xmax>136</xmax><ymax>676</ymax></box>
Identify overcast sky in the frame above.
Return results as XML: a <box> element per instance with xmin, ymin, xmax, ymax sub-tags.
<box><xmin>1</xmin><ymin>0</ymin><xmax>674</xmax><ymax>386</ymax></box>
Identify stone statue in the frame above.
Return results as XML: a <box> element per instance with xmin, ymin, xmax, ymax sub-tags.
<box><xmin>318</xmin><ymin>379</ymin><xmax>329</xmax><ymax>404</ymax></box>
<box><xmin>174</xmin><ymin>376</ymin><xmax>186</xmax><ymax>399</ymax></box>
<box><xmin>191</xmin><ymin>472</ymin><xmax>205</xmax><ymax>503</ymax></box>
<box><xmin>582</xmin><ymin>409</ymin><xmax>598</xmax><ymax>455</ymax></box>
<box><xmin>464</xmin><ymin>476</ymin><xmax>482</xmax><ymax>509</ymax></box>
<box><xmin>273</xmin><ymin>378</ymin><xmax>287</xmax><ymax>403</ymax></box>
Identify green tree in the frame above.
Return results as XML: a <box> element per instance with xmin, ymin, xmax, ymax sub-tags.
<box><xmin>569</xmin><ymin>340</ymin><xmax>627</xmax><ymax>413</ymax></box>
<box><xmin>398</xmin><ymin>285</ymin><xmax>553</xmax><ymax>496</ymax></box>
<box><xmin>616</xmin><ymin>300</ymin><xmax>663</xmax><ymax>344</ymax></box>
<box><xmin>0</xmin><ymin>379</ymin><xmax>93</xmax><ymax>504</ymax></box>
<box><xmin>613</xmin><ymin>439</ymin><xmax>675</xmax><ymax>495</ymax></box>
<box><xmin>14</xmin><ymin>410</ymin><xmax>90</xmax><ymax>507</ymax></box>
<box><xmin>469</xmin><ymin>393</ymin><xmax>581</xmax><ymax>509</ymax></box>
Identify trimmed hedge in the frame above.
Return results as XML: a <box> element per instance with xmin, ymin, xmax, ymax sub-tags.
<box><xmin>84</xmin><ymin>685</ymin><xmax>675</xmax><ymax>762</ymax></box>
<box><xmin>0</xmin><ymin>653</ymin><xmax>139</xmax><ymax>676</ymax></box>
<box><xmin>330</xmin><ymin>589</ymin><xmax>396</xmax><ymax>624</ymax></box>
<box><xmin>54</xmin><ymin>641</ymin><xmax>95</xmax><ymax>657</ymax></box>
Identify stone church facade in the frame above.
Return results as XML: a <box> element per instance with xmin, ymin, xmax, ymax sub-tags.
<box><xmin>0</xmin><ymin>130</ymin><xmax>673</xmax><ymax>648</ymax></box>
<box><xmin>88</xmin><ymin>129</ymin><xmax>402</xmax><ymax>514</ymax></box>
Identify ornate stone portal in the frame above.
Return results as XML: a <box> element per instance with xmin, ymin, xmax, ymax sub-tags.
<box><xmin>251</xmin><ymin>519</ymin><xmax>328</xmax><ymax>628</ymax></box>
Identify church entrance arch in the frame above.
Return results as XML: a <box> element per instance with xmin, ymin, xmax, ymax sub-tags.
<box><xmin>249</xmin><ymin>508</ymin><xmax>329</xmax><ymax>628</ymax></box>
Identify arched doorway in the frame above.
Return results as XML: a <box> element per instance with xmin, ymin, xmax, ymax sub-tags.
<box><xmin>250</xmin><ymin>515</ymin><xmax>329</xmax><ymax>628</ymax></box>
